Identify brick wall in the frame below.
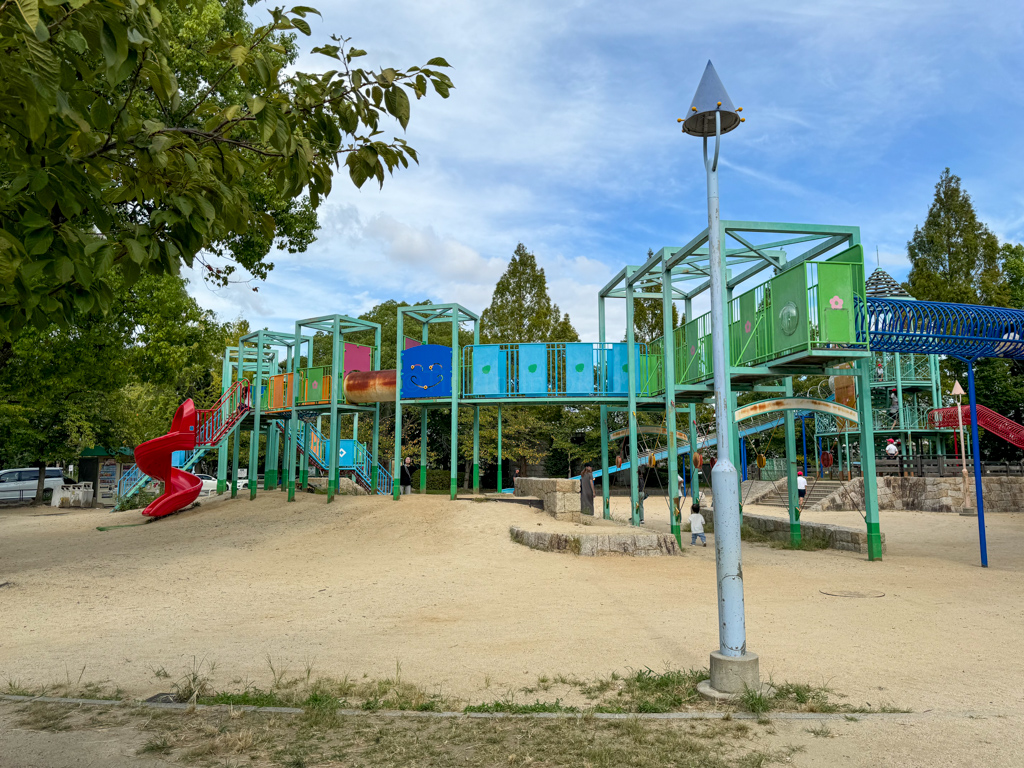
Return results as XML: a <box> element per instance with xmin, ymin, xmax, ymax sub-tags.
<box><xmin>817</xmin><ymin>475</ymin><xmax>1024</xmax><ymax>514</ymax></box>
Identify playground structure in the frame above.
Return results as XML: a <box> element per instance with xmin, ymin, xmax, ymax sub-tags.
<box><xmin>122</xmin><ymin>216</ymin><xmax>1024</xmax><ymax>569</ymax></box>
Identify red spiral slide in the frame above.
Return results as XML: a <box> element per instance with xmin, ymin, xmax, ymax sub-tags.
<box><xmin>134</xmin><ymin>399</ymin><xmax>204</xmax><ymax>518</ymax></box>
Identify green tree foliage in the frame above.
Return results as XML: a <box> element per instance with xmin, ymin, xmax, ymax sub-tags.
<box><xmin>903</xmin><ymin>169</ymin><xmax>1024</xmax><ymax>460</ymax></box>
<box><xmin>480</xmin><ymin>243</ymin><xmax>578</xmax><ymax>343</ymax></box>
<box><xmin>905</xmin><ymin>169</ymin><xmax>1006</xmax><ymax>307</ymax></box>
<box><xmin>0</xmin><ymin>0</ymin><xmax>453</xmax><ymax>339</ymax></box>
<box><xmin>0</xmin><ymin>273</ymin><xmax>230</xmax><ymax>498</ymax></box>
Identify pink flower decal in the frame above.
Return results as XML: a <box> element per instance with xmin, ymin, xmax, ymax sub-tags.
<box><xmin>829</xmin><ymin>295</ymin><xmax>844</xmax><ymax>310</ymax></box>
<box><xmin>744</xmin><ymin>320</ymin><xmax>752</xmax><ymax>334</ymax></box>
<box><xmin>690</xmin><ymin>345</ymin><xmax>696</xmax><ymax>355</ymax></box>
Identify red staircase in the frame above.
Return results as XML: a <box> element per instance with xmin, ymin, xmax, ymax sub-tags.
<box><xmin>196</xmin><ymin>380</ymin><xmax>252</xmax><ymax>446</ymax></box>
<box><xmin>930</xmin><ymin>405</ymin><xmax>1024</xmax><ymax>449</ymax></box>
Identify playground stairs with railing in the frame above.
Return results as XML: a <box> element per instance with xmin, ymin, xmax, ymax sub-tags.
<box><xmin>751</xmin><ymin>479</ymin><xmax>843</xmax><ymax>510</ymax></box>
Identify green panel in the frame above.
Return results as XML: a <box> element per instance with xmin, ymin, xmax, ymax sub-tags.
<box><xmin>770</xmin><ymin>265</ymin><xmax>809</xmax><ymax>358</ymax></box>
<box><xmin>826</xmin><ymin>243</ymin><xmax>863</xmax><ymax>265</ymax></box>
<box><xmin>730</xmin><ymin>291</ymin><xmax>758</xmax><ymax>365</ymax></box>
<box><xmin>300</xmin><ymin>367</ymin><xmax>326</xmax><ymax>403</ymax></box>
<box><xmin>681</xmin><ymin>319</ymin><xmax>701</xmax><ymax>384</ymax></box>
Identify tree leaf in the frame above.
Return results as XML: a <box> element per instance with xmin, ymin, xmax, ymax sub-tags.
<box><xmin>384</xmin><ymin>86</ymin><xmax>410</xmax><ymax>129</ymax></box>
<box><xmin>426</xmin><ymin>57</ymin><xmax>451</xmax><ymax>67</ymax></box>
<box><xmin>14</xmin><ymin>0</ymin><xmax>40</xmax><ymax>30</ymax></box>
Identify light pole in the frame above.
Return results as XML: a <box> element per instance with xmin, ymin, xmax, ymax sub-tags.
<box><xmin>952</xmin><ymin>380</ymin><xmax>971</xmax><ymax>515</ymax></box>
<box><xmin>681</xmin><ymin>61</ymin><xmax>761</xmax><ymax>699</ymax></box>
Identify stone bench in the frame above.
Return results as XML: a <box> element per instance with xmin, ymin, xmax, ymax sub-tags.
<box><xmin>513</xmin><ymin>478</ymin><xmax>581</xmax><ymax>515</ymax></box>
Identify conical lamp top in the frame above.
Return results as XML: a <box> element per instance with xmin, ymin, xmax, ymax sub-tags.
<box><xmin>683</xmin><ymin>61</ymin><xmax>741</xmax><ymax>137</ymax></box>
<box><xmin>951</xmin><ymin>380</ymin><xmax>965</xmax><ymax>396</ymax></box>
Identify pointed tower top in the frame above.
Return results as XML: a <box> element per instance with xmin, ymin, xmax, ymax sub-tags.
<box><xmin>951</xmin><ymin>380</ymin><xmax>965</xmax><ymax>397</ymax></box>
<box><xmin>682</xmin><ymin>61</ymin><xmax>741</xmax><ymax>137</ymax></box>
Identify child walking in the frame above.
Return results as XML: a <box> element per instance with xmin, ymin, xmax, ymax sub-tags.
<box><xmin>689</xmin><ymin>503</ymin><xmax>707</xmax><ymax>547</ymax></box>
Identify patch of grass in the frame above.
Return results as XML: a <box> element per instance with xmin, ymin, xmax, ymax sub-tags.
<box><xmin>770</xmin><ymin>535</ymin><xmax>831</xmax><ymax>551</ymax></box>
<box><xmin>4</xmin><ymin>678</ymin><xmax>33</xmax><ymax>696</ymax></box>
<box><xmin>740</xmin><ymin>524</ymin><xmax>771</xmax><ymax>542</ymax></box>
<box><xmin>171</xmin><ymin>656</ymin><xmax>215</xmax><ymax>703</ymax></box>
<box><xmin>614</xmin><ymin>667</ymin><xmax>708</xmax><ymax>713</ymax></box>
<box><xmin>138</xmin><ymin>735</ymin><xmax>173</xmax><ymax>754</ymax></box>
<box><xmin>200</xmin><ymin>689</ymin><xmax>292</xmax><ymax>708</ymax></box>
<box><xmin>805</xmin><ymin>721</ymin><xmax>833</xmax><ymax>738</ymax></box>
<box><xmin>739</xmin><ymin>687</ymin><xmax>773</xmax><ymax>715</ymax></box>
<box><xmin>149</xmin><ymin>665</ymin><xmax>170</xmax><ymax>680</ymax></box>
<box><xmin>464</xmin><ymin>697</ymin><xmax>580</xmax><ymax>714</ymax></box>
<box><xmin>17</xmin><ymin>703</ymin><xmax>73</xmax><ymax>731</ymax></box>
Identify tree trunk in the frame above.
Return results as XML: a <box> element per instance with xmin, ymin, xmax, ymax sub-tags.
<box><xmin>31</xmin><ymin>459</ymin><xmax>46</xmax><ymax>507</ymax></box>
<box><xmin>462</xmin><ymin>460</ymin><xmax>471</xmax><ymax>490</ymax></box>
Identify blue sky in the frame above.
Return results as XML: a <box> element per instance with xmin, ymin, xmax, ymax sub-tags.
<box><xmin>187</xmin><ymin>0</ymin><xmax>1024</xmax><ymax>340</ymax></box>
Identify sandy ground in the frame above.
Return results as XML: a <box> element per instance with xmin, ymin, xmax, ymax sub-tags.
<box><xmin>2</xmin><ymin>489</ymin><xmax>1024</xmax><ymax>765</ymax></box>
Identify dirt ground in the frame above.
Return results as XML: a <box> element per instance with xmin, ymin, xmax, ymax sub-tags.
<box><xmin>2</xmin><ymin>489</ymin><xmax>1024</xmax><ymax>766</ymax></box>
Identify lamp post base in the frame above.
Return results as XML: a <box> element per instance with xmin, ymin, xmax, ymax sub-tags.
<box><xmin>697</xmin><ymin>651</ymin><xmax>761</xmax><ymax>701</ymax></box>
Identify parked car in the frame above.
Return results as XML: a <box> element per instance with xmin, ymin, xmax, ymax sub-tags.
<box><xmin>194</xmin><ymin>474</ymin><xmax>219</xmax><ymax>495</ymax></box>
<box><xmin>0</xmin><ymin>467</ymin><xmax>76</xmax><ymax>503</ymax></box>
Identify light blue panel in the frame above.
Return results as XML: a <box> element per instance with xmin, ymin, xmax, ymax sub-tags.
<box><xmin>472</xmin><ymin>345</ymin><xmax>505</xmax><ymax>396</ymax></box>
<box><xmin>565</xmin><ymin>344</ymin><xmax>595</xmax><ymax>395</ymax></box>
<box><xmin>171</xmin><ymin>450</ymin><xmax>186</xmax><ymax>468</ymax></box>
<box><xmin>518</xmin><ymin>344</ymin><xmax>547</xmax><ymax>395</ymax></box>
<box><xmin>608</xmin><ymin>343</ymin><xmax>629</xmax><ymax>395</ymax></box>
<box><xmin>337</xmin><ymin>439</ymin><xmax>356</xmax><ymax>468</ymax></box>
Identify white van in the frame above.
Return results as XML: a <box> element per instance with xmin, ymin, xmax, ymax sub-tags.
<box><xmin>0</xmin><ymin>467</ymin><xmax>76</xmax><ymax>503</ymax></box>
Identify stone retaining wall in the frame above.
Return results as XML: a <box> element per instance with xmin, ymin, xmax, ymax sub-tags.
<box><xmin>817</xmin><ymin>476</ymin><xmax>1024</xmax><ymax>514</ymax></box>
<box><xmin>509</xmin><ymin>526</ymin><xmax>681</xmax><ymax>556</ymax></box>
<box><xmin>742</xmin><ymin>513</ymin><xmax>884</xmax><ymax>554</ymax></box>
<box><xmin>514</xmin><ymin>478</ymin><xmax>581</xmax><ymax>515</ymax></box>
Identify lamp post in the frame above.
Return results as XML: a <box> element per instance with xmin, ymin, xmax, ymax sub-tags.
<box><xmin>680</xmin><ymin>61</ymin><xmax>761</xmax><ymax>699</ymax></box>
<box><xmin>952</xmin><ymin>380</ymin><xmax>971</xmax><ymax>515</ymax></box>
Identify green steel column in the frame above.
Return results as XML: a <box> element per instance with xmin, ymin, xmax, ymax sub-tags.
<box><xmin>287</xmin><ymin>332</ymin><xmax>300</xmax><ymax>502</ymax></box>
<box><xmin>599</xmin><ymin>404</ymin><xmax>610</xmax><ymax>520</ymax></box>
<box><xmin>300</xmin><ymin>422</ymin><xmax>311</xmax><ymax>490</ymax></box>
<box><xmin>231</xmin><ymin>346</ymin><xmax>243</xmax><ymax>498</ymax></box>
<box><xmin>688</xmin><ymin>403</ymin><xmax>699</xmax><ymax>505</ymax></box>
<box><xmin>661</xmin><ymin>261</ymin><xmax>681</xmax><ymax>545</ymax></box>
<box><xmin>420</xmin><ymin>408</ymin><xmax>428</xmax><ymax>493</ymax></box>
<box><xmin>248</xmin><ymin>332</ymin><xmax>264</xmax><ymax>500</ymax></box>
<box><xmin>217</xmin><ymin>349</ymin><xmax>231</xmax><ymax>494</ymax></box>
<box><xmin>449</xmin><ymin>312</ymin><xmax>460</xmax><ymax>501</ymax></box>
<box><xmin>625</xmin><ymin>271</ymin><xmax>640</xmax><ymax>526</ymax></box>
<box><xmin>497</xmin><ymin>405</ymin><xmax>503</xmax><ymax>493</ymax></box>
<box><xmin>370</xmin><ymin>325</ymin><xmax>382</xmax><ymax>494</ymax></box>
<box><xmin>598</xmin><ymin>295</ymin><xmax>611</xmax><ymax>520</ymax></box>
<box><xmin>472</xmin><ymin>407</ymin><xmax>480</xmax><ymax>494</ymax></box>
<box><xmin>392</xmin><ymin>311</ymin><xmax>404</xmax><ymax>500</ymax></box>
<box><xmin>265</xmin><ymin>420</ymin><xmax>278</xmax><ymax>489</ymax></box>
<box><xmin>857</xmin><ymin>355</ymin><xmax>883</xmax><ymax>560</ymax></box>
<box><xmin>328</xmin><ymin>318</ymin><xmax>341</xmax><ymax>502</ymax></box>
<box><xmin>472</xmin><ymin>320</ymin><xmax>480</xmax><ymax>494</ymax></box>
<box><xmin>784</xmin><ymin>377</ymin><xmax>800</xmax><ymax>545</ymax></box>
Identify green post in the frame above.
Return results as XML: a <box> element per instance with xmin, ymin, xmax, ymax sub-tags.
<box><xmin>328</xmin><ymin>317</ymin><xmax>341</xmax><ymax>502</ymax></box>
<box><xmin>625</xmin><ymin>270</ymin><xmax>641</xmax><ymax>526</ymax></box>
<box><xmin>217</xmin><ymin>349</ymin><xmax>231</xmax><ymax>494</ymax></box>
<box><xmin>858</xmin><ymin>356</ymin><xmax>883</xmax><ymax>560</ymax></box>
<box><xmin>371</xmin><ymin>324</ymin><xmax>382</xmax><ymax>493</ymax></box>
<box><xmin>300</xmin><ymin>421</ymin><xmax>311</xmax><ymax>490</ymax></box>
<box><xmin>449</xmin><ymin>311</ymin><xmax>460</xmax><ymax>501</ymax></box>
<box><xmin>248</xmin><ymin>331</ymin><xmax>264</xmax><ymax>500</ymax></box>
<box><xmin>784</xmin><ymin>377</ymin><xmax>801</xmax><ymax>545</ymax></box>
<box><xmin>265</xmin><ymin>420</ymin><xmax>278</xmax><ymax>489</ymax></box>
<box><xmin>598</xmin><ymin>295</ymin><xmax>611</xmax><ymax>520</ymax></box>
<box><xmin>662</xmin><ymin>262</ymin><xmax>681</xmax><ymax>545</ymax></box>
<box><xmin>600</xmin><ymin>404</ymin><xmax>610</xmax><ymax>519</ymax></box>
<box><xmin>419</xmin><ymin>408</ymin><xmax>428</xmax><ymax>493</ymax></box>
<box><xmin>472</xmin><ymin>407</ymin><xmax>480</xmax><ymax>493</ymax></box>
<box><xmin>231</xmin><ymin>344</ymin><xmax>243</xmax><ymax>498</ymax></box>
<box><xmin>688</xmin><ymin>403</ymin><xmax>699</xmax><ymax>506</ymax></box>
<box><xmin>497</xmin><ymin>405</ymin><xmax>503</xmax><ymax>493</ymax></box>
<box><xmin>393</xmin><ymin>311</ymin><xmax>404</xmax><ymax>499</ymax></box>
<box><xmin>287</xmin><ymin>332</ymin><xmax>300</xmax><ymax>502</ymax></box>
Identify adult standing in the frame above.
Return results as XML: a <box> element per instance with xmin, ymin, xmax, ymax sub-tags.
<box><xmin>399</xmin><ymin>456</ymin><xmax>415</xmax><ymax>495</ymax></box>
<box><xmin>580</xmin><ymin>463</ymin><xmax>595</xmax><ymax>515</ymax></box>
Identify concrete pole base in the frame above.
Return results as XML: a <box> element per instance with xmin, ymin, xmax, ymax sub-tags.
<box><xmin>697</xmin><ymin>651</ymin><xmax>760</xmax><ymax>701</ymax></box>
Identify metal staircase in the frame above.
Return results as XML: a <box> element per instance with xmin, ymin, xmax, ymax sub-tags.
<box><xmin>930</xmin><ymin>405</ymin><xmax>1024</xmax><ymax>449</ymax></box>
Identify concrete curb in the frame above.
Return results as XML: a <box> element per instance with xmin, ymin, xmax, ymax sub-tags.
<box><xmin>0</xmin><ymin>693</ymin><xmax>929</xmax><ymax>721</ymax></box>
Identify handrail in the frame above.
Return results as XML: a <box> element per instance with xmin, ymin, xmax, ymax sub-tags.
<box><xmin>931</xmin><ymin>405</ymin><xmax>1024</xmax><ymax>449</ymax></box>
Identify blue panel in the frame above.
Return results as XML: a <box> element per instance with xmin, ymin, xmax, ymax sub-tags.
<box><xmin>518</xmin><ymin>344</ymin><xmax>547</xmax><ymax>395</ymax></box>
<box><xmin>401</xmin><ymin>344</ymin><xmax>453</xmax><ymax>399</ymax></box>
<box><xmin>565</xmin><ymin>344</ymin><xmax>594</xmax><ymax>395</ymax></box>
<box><xmin>336</xmin><ymin>439</ymin><xmax>356</xmax><ymax>468</ymax></box>
<box><xmin>171</xmin><ymin>450</ymin><xmax>186</xmax><ymax>468</ymax></box>
<box><xmin>472</xmin><ymin>345</ymin><xmax>505</xmax><ymax>396</ymax></box>
<box><xmin>608</xmin><ymin>343</ymin><xmax>629</xmax><ymax>395</ymax></box>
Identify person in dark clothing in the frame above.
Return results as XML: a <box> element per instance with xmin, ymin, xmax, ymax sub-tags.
<box><xmin>399</xmin><ymin>457</ymin><xmax>416</xmax><ymax>494</ymax></box>
<box><xmin>580</xmin><ymin>463</ymin><xmax>595</xmax><ymax>515</ymax></box>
